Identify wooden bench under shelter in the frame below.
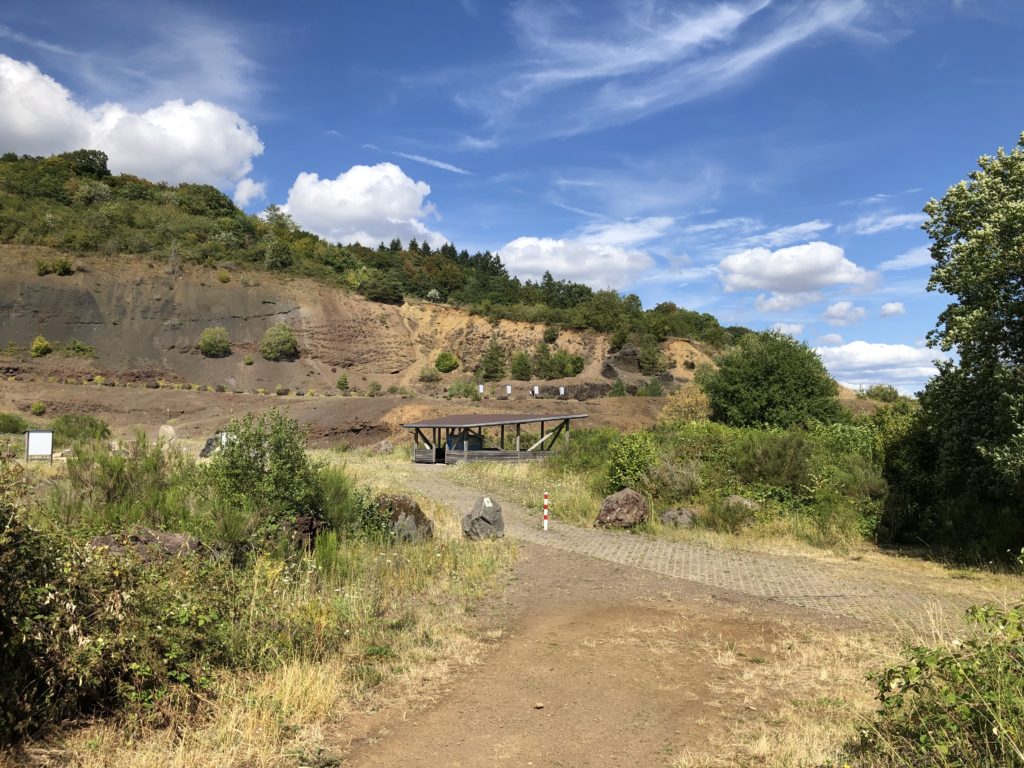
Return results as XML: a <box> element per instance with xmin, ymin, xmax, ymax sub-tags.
<box><xmin>402</xmin><ymin>412</ymin><xmax>588</xmax><ymax>464</ymax></box>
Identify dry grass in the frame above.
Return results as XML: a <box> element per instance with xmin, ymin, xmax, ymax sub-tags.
<box><xmin>1</xmin><ymin>448</ymin><xmax>516</xmax><ymax>768</ymax></box>
<box><xmin>673</xmin><ymin>624</ymin><xmax>903</xmax><ymax>768</ymax></box>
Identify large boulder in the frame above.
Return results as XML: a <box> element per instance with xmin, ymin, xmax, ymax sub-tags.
<box><xmin>462</xmin><ymin>496</ymin><xmax>505</xmax><ymax>540</ymax></box>
<box><xmin>375</xmin><ymin>493</ymin><xmax>434</xmax><ymax>542</ymax></box>
<box><xmin>660</xmin><ymin>508</ymin><xmax>698</xmax><ymax>528</ymax></box>
<box><xmin>723</xmin><ymin>495</ymin><xmax>760</xmax><ymax>513</ymax></box>
<box><xmin>595</xmin><ymin>488</ymin><xmax>649</xmax><ymax>529</ymax></box>
<box><xmin>89</xmin><ymin>525</ymin><xmax>201</xmax><ymax>562</ymax></box>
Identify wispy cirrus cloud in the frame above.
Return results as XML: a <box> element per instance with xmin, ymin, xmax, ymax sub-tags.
<box><xmin>846</xmin><ymin>211</ymin><xmax>927</xmax><ymax>235</ymax></box>
<box><xmin>392</xmin><ymin>151</ymin><xmax>473</xmax><ymax>176</ymax></box>
<box><xmin>452</xmin><ymin>0</ymin><xmax>877</xmax><ymax>139</ymax></box>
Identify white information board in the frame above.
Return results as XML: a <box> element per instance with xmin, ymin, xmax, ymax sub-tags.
<box><xmin>25</xmin><ymin>430</ymin><xmax>53</xmax><ymax>462</ymax></box>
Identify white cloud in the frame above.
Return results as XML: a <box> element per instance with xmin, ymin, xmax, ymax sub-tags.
<box><xmin>719</xmin><ymin>241</ymin><xmax>870</xmax><ymax>293</ymax></box>
<box><xmin>233</xmin><ymin>178</ymin><xmax>266</xmax><ymax>208</ymax></box>
<box><xmin>392</xmin><ymin>151</ymin><xmax>473</xmax><ymax>176</ymax></box>
<box><xmin>880</xmin><ymin>301</ymin><xmax>906</xmax><ymax>317</ymax></box>
<box><xmin>823</xmin><ymin>300</ymin><xmax>866</xmax><ymax>326</ymax></box>
<box><xmin>849</xmin><ymin>212</ymin><xmax>926</xmax><ymax>235</ymax></box>
<box><xmin>282</xmin><ymin>162</ymin><xmax>445</xmax><ymax>246</ymax></box>
<box><xmin>682</xmin><ymin>216</ymin><xmax>760</xmax><ymax>236</ymax></box>
<box><xmin>818</xmin><ymin>333</ymin><xmax>844</xmax><ymax>345</ymax></box>
<box><xmin>499</xmin><ymin>216</ymin><xmax>669</xmax><ymax>288</ymax></box>
<box><xmin>457</xmin><ymin>0</ymin><xmax>876</xmax><ymax>138</ymax></box>
<box><xmin>815</xmin><ymin>341</ymin><xmax>947</xmax><ymax>392</ymax></box>
<box><xmin>747</xmin><ymin>219</ymin><xmax>832</xmax><ymax>247</ymax></box>
<box><xmin>0</xmin><ymin>55</ymin><xmax>263</xmax><ymax>186</ymax></box>
<box><xmin>754</xmin><ymin>291</ymin><xmax>822</xmax><ymax>312</ymax></box>
<box><xmin>771</xmin><ymin>322</ymin><xmax>804</xmax><ymax>335</ymax></box>
<box><xmin>879</xmin><ymin>245</ymin><xmax>932</xmax><ymax>271</ymax></box>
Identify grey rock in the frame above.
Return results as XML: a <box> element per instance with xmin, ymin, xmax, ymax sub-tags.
<box><xmin>724</xmin><ymin>495</ymin><xmax>760</xmax><ymax>512</ymax></box>
<box><xmin>89</xmin><ymin>525</ymin><xmax>201</xmax><ymax>562</ymax></box>
<box><xmin>596</xmin><ymin>488</ymin><xmax>649</xmax><ymax>529</ymax></box>
<box><xmin>462</xmin><ymin>496</ymin><xmax>505</xmax><ymax>540</ymax></box>
<box><xmin>375</xmin><ymin>493</ymin><xmax>434</xmax><ymax>542</ymax></box>
<box><xmin>660</xmin><ymin>508</ymin><xmax>698</xmax><ymax>528</ymax></box>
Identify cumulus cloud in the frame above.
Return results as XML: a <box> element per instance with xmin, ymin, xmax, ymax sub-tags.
<box><xmin>0</xmin><ymin>55</ymin><xmax>263</xmax><ymax>188</ymax></box>
<box><xmin>879</xmin><ymin>245</ymin><xmax>932</xmax><ymax>271</ymax></box>
<box><xmin>719</xmin><ymin>242</ymin><xmax>869</xmax><ymax>293</ymax></box>
<box><xmin>815</xmin><ymin>341</ymin><xmax>947</xmax><ymax>392</ymax></box>
<box><xmin>499</xmin><ymin>216</ymin><xmax>668</xmax><ymax>288</ymax></box>
<box><xmin>754</xmin><ymin>291</ymin><xmax>822</xmax><ymax>312</ymax></box>
<box><xmin>823</xmin><ymin>301</ymin><xmax>866</xmax><ymax>326</ymax></box>
<box><xmin>282</xmin><ymin>162</ymin><xmax>444</xmax><ymax>246</ymax></box>
<box><xmin>233</xmin><ymin>178</ymin><xmax>266</xmax><ymax>208</ymax></box>
<box><xmin>848</xmin><ymin>212</ymin><xmax>926</xmax><ymax>235</ymax></box>
<box><xmin>880</xmin><ymin>301</ymin><xmax>906</xmax><ymax>317</ymax></box>
<box><xmin>771</xmin><ymin>322</ymin><xmax>804</xmax><ymax>335</ymax></box>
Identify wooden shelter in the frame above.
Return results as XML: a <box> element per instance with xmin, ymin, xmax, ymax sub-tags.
<box><xmin>402</xmin><ymin>413</ymin><xmax>588</xmax><ymax>464</ymax></box>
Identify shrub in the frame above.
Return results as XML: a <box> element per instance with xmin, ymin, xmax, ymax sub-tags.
<box><xmin>35</xmin><ymin>260</ymin><xmax>53</xmax><ymax>276</ymax></box>
<box><xmin>0</xmin><ymin>413</ymin><xmax>28</xmax><ymax>434</ymax></box>
<box><xmin>435</xmin><ymin>350</ymin><xmax>459</xmax><ymax>373</ymax></box>
<box><xmin>658</xmin><ymin>387</ymin><xmax>711</xmax><ymax>424</ymax></box>
<box><xmin>446</xmin><ymin>379</ymin><xmax>481</xmax><ymax>400</ymax></box>
<box><xmin>336</xmin><ymin>374</ymin><xmax>349</xmax><ymax>391</ymax></box>
<box><xmin>29</xmin><ymin>335</ymin><xmax>52</xmax><ymax>358</ymax></box>
<box><xmin>198</xmin><ymin>326</ymin><xmax>231</xmax><ymax>358</ymax></box>
<box><xmin>729</xmin><ymin>430</ymin><xmax>813</xmax><ymax>493</ymax></box>
<box><xmin>636</xmin><ymin>378</ymin><xmax>664</xmax><ymax>397</ymax></box>
<box><xmin>50</xmin><ymin>414</ymin><xmax>110</xmax><ymax>446</ymax></box>
<box><xmin>608</xmin><ymin>431</ymin><xmax>657</xmax><ymax>492</ymax></box>
<box><xmin>543</xmin><ymin>326</ymin><xmax>559</xmax><ymax>343</ymax></box>
<box><xmin>52</xmin><ymin>257</ymin><xmax>73</xmax><ymax>276</ymax></box>
<box><xmin>696</xmin><ymin>332</ymin><xmax>843</xmax><ymax>428</ymax></box>
<box><xmin>29</xmin><ymin>402</ymin><xmax>45</xmax><ymax>417</ymax></box>
<box><xmin>860</xmin><ymin>600</ymin><xmax>1024</xmax><ymax>766</ymax></box>
<box><xmin>863</xmin><ymin>383</ymin><xmax>901</xmax><ymax>403</ymax></box>
<box><xmin>260</xmin><ymin>323</ymin><xmax>299</xmax><ymax>361</ymax></box>
<box><xmin>698</xmin><ymin>495</ymin><xmax>758</xmax><ymax>533</ymax></box>
<box><xmin>358</xmin><ymin>272</ymin><xmax>404</xmax><ymax>305</ymax></box>
<box><xmin>418</xmin><ymin>366</ymin><xmax>441</xmax><ymax>383</ymax></box>
<box><xmin>366</xmin><ymin>382</ymin><xmax>382</xmax><ymax>397</ymax></box>
<box><xmin>217</xmin><ymin>268</ymin><xmax>231</xmax><ymax>283</ymax></box>
<box><xmin>62</xmin><ymin>338</ymin><xmax>95</xmax><ymax>357</ymax></box>
<box><xmin>510</xmin><ymin>351</ymin><xmax>532</xmax><ymax>380</ymax></box>
<box><xmin>206</xmin><ymin>409</ymin><xmax>324</xmax><ymax>536</ymax></box>
<box><xmin>608</xmin><ymin>379</ymin><xmax>628</xmax><ymax>397</ymax></box>
<box><xmin>243</xmin><ymin>354</ymin><xmax>253</xmax><ymax>365</ymax></box>
<box><xmin>645</xmin><ymin>455</ymin><xmax>702</xmax><ymax>502</ymax></box>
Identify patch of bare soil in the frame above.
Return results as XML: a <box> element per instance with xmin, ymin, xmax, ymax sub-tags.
<box><xmin>340</xmin><ymin>542</ymin><xmax>837</xmax><ymax>768</ymax></box>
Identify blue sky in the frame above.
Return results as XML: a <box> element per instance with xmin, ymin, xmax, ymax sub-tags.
<box><xmin>2</xmin><ymin>0</ymin><xmax>1022</xmax><ymax>391</ymax></box>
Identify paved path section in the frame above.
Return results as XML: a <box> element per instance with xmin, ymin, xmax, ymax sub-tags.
<box><xmin>403</xmin><ymin>465</ymin><xmax>998</xmax><ymax>634</ymax></box>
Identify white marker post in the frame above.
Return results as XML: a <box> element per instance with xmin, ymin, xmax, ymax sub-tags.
<box><xmin>543</xmin><ymin>491</ymin><xmax>549</xmax><ymax>531</ymax></box>
<box><xmin>477</xmin><ymin>383</ymin><xmax>484</xmax><ymax>396</ymax></box>
<box><xmin>505</xmin><ymin>384</ymin><xmax>512</xmax><ymax>397</ymax></box>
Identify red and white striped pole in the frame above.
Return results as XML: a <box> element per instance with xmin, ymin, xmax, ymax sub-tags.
<box><xmin>543</xmin><ymin>491</ymin><xmax>549</xmax><ymax>531</ymax></box>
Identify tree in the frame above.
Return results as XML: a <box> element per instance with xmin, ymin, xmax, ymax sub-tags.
<box><xmin>434</xmin><ymin>350</ymin><xmax>459</xmax><ymax>373</ymax></box>
<box><xmin>479</xmin><ymin>339</ymin><xmax>506</xmax><ymax>381</ymax></box>
<box><xmin>695</xmin><ymin>332</ymin><xmax>842</xmax><ymax>428</ymax></box>
<box><xmin>510</xmin><ymin>351</ymin><xmax>532</xmax><ymax>380</ymax></box>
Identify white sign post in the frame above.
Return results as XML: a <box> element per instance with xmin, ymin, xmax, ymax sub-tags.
<box><xmin>25</xmin><ymin>430</ymin><xmax>54</xmax><ymax>464</ymax></box>
<box><xmin>505</xmin><ymin>384</ymin><xmax>512</xmax><ymax>397</ymax></box>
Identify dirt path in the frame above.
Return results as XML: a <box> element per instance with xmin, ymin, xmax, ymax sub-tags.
<box><xmin>340</xmin><ymin>464</ymin><xmax>1016</xmax><ymax>767</ymax></box>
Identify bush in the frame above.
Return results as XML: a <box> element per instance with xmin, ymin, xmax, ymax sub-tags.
<box><xmin>480</xmin><ymin>340</ymin><xmax>506</xmax><ymax>381</ymax></box>
<box><xmin>608</xmin><ymin>379</ymin><xmax>628</xmax><ymax>397</ymax></box>
<box><xmin>198</xmin><ymin>326</ymin><xmax>231</xmax><ymax>358</ymax></box>
<box><xmin>698</xmin><ymin>495</ymin><xmax>758</xmax><ymax>533</ymax></box>
<box><xmin>35</xmin><ymin>260</ymin><xmax>52</xmax><ymax>276</ymax></box>
<box><xmin>335</xmin><ymin>374</ymin><xmax>349</xmax><ymax>391</ymax></box>
<box><xmin>260</xmin><ymin>323</ymin><xmax>299</xmax><ymax>361</ymax></box>
<box><xmin>366</xmin><ymin>381</ymin><xmax>382</xmax><ymax>397</ymax></box>
<box><xmin>52</xmin><ymin>257</ymin><xmax>73</xmax><ymax>276</ymax></box>
<box><xmin>358</xmin><ymin>272</ymin><xmax>404</xmax><ymax>305</ymax></box>
<box><xmin>217</xmin><ymin>268</ymin><xmax>231</xmax><ymax>283</ymax></box>
<box><xmin>243</xmin><ymin>354</ymin><xmax>253</xmax><ymax>365</ymax></box>
<box><xmin>696</xmin><ymin>332</ymin><xmax>843</xmax><ymax>428</ymax></box>
<box><xmin>29</xmin><ymin>335</ymin><xmax>52</xmax><ymax>358</ymax></box>
<box><xmin>50</xmin><ymin>413</ymin><xmax>110</xmax><ymax>446</ymax></box>
<box><xmin>658</xmin><ymin>387</ymin><xmax>711</xmax><ymax>424</ymax></box>
<box><xmin>206</xmin><ymin>409</ymin><xmax>324</xmax><ymax>536</ymax></box>
<box><xmin>543</xmin><ymin>326</ymin><xmax>559</xmax><ymax>343</ymax></box>
<box><xmin>729</xmin><ymin>430</ymin><xmax>813</xmax><ymax>493</ymax></box>
<box><xmin>29</xmin><ymin>402</ymin><xmax>45</xmax><ymax>417</ymax></box>
<box><xmin>510</xmin><ymin>351</ymin><xmax>532</xmax><ymax>380</ymax></box>
<box><xmin>608</xmin><ymin>431</ymin><xmax>657</xmax><ymax>492</ymax></box>
<box><xmin>636</xmin><ymin>378</ymin><xmax>664</xmax><ymax>397</ymax></box>
<box><xmin>863</xmin><ymin>383</ymin><xmax>901</xmax><ymax>403</ymax></box>
<box><xmin>446</xmin><ymin>379</ymin><xmax>481</xmax><ymax>400</ymax></box>
<box><xmin>860</xmin><ymin>600</ymin><xmax>1024</xmax><ymax>766</ymax></box>
<box><xmin>61</xmin><ymin>338</ymin><xmax>95</xmax><ymax>357</ymax></box>
<box><xmin>435</xmin><ymin>350</ymin><xmax>459</xmax><ymax>373</ymax></box>
<box><xmin>0</xmin><ymin>414</ymin><xmax>28</xmax><ymax>434</ymax></box>
<box><xmin>418</xmin><ymin>366</ymin><xmax>441</xmax><ymax>383</ymax></box>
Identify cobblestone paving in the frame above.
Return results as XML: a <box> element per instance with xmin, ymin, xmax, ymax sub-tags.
<box><xmin>403</xmin><ymin>465</ymin><xmax>998</xmax><ymax>634</ymax></box>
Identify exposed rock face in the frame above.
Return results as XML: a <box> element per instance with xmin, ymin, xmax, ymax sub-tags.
<box><xmin>375</xmin><ymin>493</ymin><xmax>434</xmax><ymax>542</ymax></box>
<box><xmin>290</xmin><ymin>513</ymin><xmax>326</xmax><ymax>549</ymax></box>
<box><xmin>660</xmin><ymin>508</ymin><xmax>697</xmax><ymax>528</ymax></box>
<box><xmin>462</xmin><ymin>496</ymin><xmax>505</xmax><ymax>540</ymax></box>
<box><xmin>595</xmin><ymin>488</ymin><xmax>649</xmax><ymax>529</ymax></box>
<box><xmin>88</xmin><ymin>525</ymin><xmax>201</xmax><ymax>561</ymax></box>
<box><xmin>199</xmin><ymin>434</ymin><xmax>222</xmax><ymax>458</ymax></box>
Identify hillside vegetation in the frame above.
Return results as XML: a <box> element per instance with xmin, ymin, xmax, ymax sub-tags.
<box><xmin>0</xmin><ymin>149</ymin><xmax>748</xmax><ymax>358</ymax></box>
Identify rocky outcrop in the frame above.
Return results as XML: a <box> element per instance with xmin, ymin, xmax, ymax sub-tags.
<box><xmin>595</xmin><ymin>488</ymin><xmax>649</xmax><ymax>529</ymax></box>
<box><xmin>375</xmin><ymin>493</ymin><xmax>434</xmax><ymax>542</ymax></box>
<box><xmin>89</xmin><ymin>525</ymin><xmax>201</xmax><ymax>561</ymax></box>
<box><xmin>462</xmin><ymin>496</ymin><xmax>505</xmax><ymax>540</ymax></box>
<box><xmin>660</xmin><ymin>508</ymin><xmax>697</xmax><ymax>528</ymax></box>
